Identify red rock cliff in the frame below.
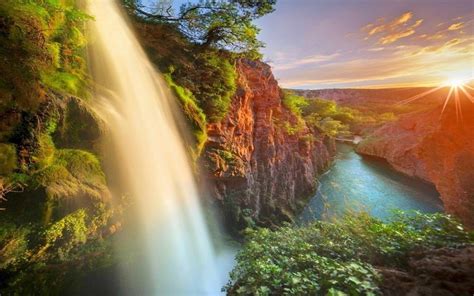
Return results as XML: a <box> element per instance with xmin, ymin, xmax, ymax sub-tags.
<box><xmin>202</xmin><ymin>60</ymin><xmax>335</xmax><ymax>229</ymax></box>
<box><xmin>357</xmin><ymin>101</ymin><xmax>474</xmax><ymax>227</ymax></box>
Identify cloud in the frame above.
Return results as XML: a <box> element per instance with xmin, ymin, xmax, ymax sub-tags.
<box><xmin>367</xmin><ymin>47</ymin><xmax>385</xmax><ymax>52</ymax></box>
<box><xmin>274</xmin><ymin>38</ymin><xmax>474</xmax><ymax>89</ymax></box>
<box><xmin>379</xmin><ymin>19</ymin><xmax>423</xmax><ymax>44</ymax></box>
<box><xmin>448</xmin><ymin>22</ymin><xmax>464</xmax><ymax>31</ymax></box>
<box><xmin>271</xmin><ymin>53</ymin><xmax>339</xmax><ymax>70</ymax></box>
<box><xmin>362</xmin><ymin>12</ymin><xmax>424</xmax><ymax>45</ymax></box>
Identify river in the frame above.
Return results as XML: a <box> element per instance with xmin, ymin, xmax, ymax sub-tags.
<box><xmin>299</xmin><ymin>143</ymin><xmax>444</xmax><ymax>223</ymax></box>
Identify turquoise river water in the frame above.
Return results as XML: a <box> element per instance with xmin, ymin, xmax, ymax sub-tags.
<box><xmin>299</xmin><ymin>143</ymin><xmax>444</xmax><ymax>222</ymax></box>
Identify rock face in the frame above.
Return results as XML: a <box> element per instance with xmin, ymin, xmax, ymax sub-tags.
<box><xmin>379</xmin><ymin>247</ymin><xmax>474</xmax><ymax>296</ymax></box>
<box><xmin>202</xmin><ymin>60</ymin><xmax>335</xmax><ymax>229</ymax></box>
<box><xmin>357</xmin><ymin>101</ymin><xmax>474</xmax><ymax>227</ymax></box>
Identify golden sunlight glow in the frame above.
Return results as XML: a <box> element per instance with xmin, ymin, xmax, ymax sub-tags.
<box><xmin>447</xmin><ymin>78</ymin><xmax>464</xmax><ymax>87</ymax></box>
<box><xmin>445</xmin><ymin>74</ymin><xmax>471</xmax><ymax>88</ymax></box>
<box><xmin>398</xmin><ymin>73</ymin><xmax>474</xmax><ymax>120</ymax></box>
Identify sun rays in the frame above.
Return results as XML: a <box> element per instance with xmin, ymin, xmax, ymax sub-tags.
<box><xmin>397</xmin><ymin>76</ymin><xmax>474</xmax><ymax>121</ymax></box>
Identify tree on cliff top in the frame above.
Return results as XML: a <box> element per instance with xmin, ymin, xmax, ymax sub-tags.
<box><xmin>122</xmin><ymin>0</ymin><xmax>276</xmax><ymax>58</ymax></box>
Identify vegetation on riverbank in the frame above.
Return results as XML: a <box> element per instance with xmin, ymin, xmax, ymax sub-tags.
<box><xmin>226</xmin><ymin>212</ymin><xmax>474</xmax><ymax>295</ymax></box>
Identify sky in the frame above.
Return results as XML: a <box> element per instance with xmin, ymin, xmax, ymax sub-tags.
<box><xmin>142</xmin><ymin>0</ymin><xmax>474</xmax><ymax>89</ymax></box>
<box><xmin>256</xmin><ymin>0</ymin><xmax>474</xmax><ymax>89</ymax></box>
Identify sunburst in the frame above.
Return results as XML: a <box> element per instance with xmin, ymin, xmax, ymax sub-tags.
<box><xmin>398</xmin><ymin>75</ymin><xmax>474</xmax><ymax>121</ymax></box>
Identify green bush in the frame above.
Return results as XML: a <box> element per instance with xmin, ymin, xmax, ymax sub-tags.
<box><xmin>301</xmin><ymin>98</ymin><xmax>357</xmax><ymax>137</ymax></box>
<box><xmin>192</xmin><ymin>52</ymin><xmax>237</xmax><ymax>122</ymax></box>
<box><xmin>283</xmin><ymin>91</ymin><xmax>309</xmax><ymax>119</ymax></box>
<box><xmin>280</xmin><ymin>91</ymin><xmax>308</xmax><ymax>135</ymax></box>
<box><xmin>226</xmin><ymin>212</ymin><xmax>474</xmax><ymax>295</ymax></box>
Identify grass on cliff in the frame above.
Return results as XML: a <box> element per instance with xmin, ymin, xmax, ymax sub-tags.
<box><xmin>136</xmin><ymin>21</ymin><xmax>238</xmax><ymax>155</ymax></box>
<box><xmin>226</xmin><ymin>212</ymin><xmax>474</xmax><ymax>295</ymax></box>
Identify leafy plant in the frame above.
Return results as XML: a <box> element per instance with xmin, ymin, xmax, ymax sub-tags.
<box><xmin>226</xmin><ymin>212</ymin><xmax>474</xmax><ymax>295</ymax></box>
<box><xmin>124</xmin><ymin>0</ymin><xmax>276</xmax><ymax>58</ymax></box>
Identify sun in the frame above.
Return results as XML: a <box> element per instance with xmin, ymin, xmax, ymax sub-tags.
<box><xmin>397</xmin><ymin>74</ymin><xmax>474</xmax><ymax>120</ymax></box>
<box><xmin>446</xmin><ymin>78</ymin><xmax>465</xmax><ymax>88</ymax></box>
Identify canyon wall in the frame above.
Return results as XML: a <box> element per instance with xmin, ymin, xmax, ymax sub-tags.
<box><xmin>202</xmin><ymin>60</ymin><xmax>335</xmax><ymax>229</ymax></box>
<box><xmin>357</xmin><ymin>102</ymin><xmax>474</xmax><ymax>227</ymax></box>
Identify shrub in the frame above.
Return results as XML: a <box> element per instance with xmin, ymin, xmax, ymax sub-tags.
<box><xmin>283</xmin><ymin>91</ymin><xmax>309</xmax><ymax>119</ymax></box>
<box><xmin>226</xmin><ymin>212</ymin><xmax>474</xmax><ymax>295</ymax></box>
<box><xmin>192</xmin><ymin>52</ymin><xmax>237</xmax><ymax>122</ymax></box>
<box><xmin>280</xmin><ymin>91</ymin><xmax>309</xmax><ymax>135</ymax></box>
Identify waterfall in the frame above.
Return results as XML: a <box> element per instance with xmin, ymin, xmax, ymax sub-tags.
<box><xmin>87</xmin><ymin>1</ymin><xmax>223</xmax><ymax>294</ymax></box>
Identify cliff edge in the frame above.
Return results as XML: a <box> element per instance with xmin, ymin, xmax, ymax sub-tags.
<box><xmin>203</xmin><ymin>60</ymin><xmax>335</xmax><ymax>229</ymax></box>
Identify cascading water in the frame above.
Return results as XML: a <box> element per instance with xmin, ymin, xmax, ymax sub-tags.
<box><xmin>87</xmin><ymin>0</ymin><xmax>224</xmax><ymax>294</ymax></box>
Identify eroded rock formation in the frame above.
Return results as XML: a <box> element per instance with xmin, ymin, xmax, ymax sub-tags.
<box><xmin>357</xmin><ymin>101</ymin><xmax>474</xmax><ymax>227</ymax></box>
<box><xmin>202</xmin><ymin>60</ymin><xmax>335</xmax><ymax>229</ymax></box>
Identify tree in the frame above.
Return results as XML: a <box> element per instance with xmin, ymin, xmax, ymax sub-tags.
<box><xmin>122</xmin><ymin>0</ymin><xmax>277</xmax><ymax>58</ymax></box>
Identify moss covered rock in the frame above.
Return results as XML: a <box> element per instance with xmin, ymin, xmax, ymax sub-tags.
<box><xmin>0</xmin><ymin>143</ymin><xmax>17</xmax><ymax>175</ymax></box>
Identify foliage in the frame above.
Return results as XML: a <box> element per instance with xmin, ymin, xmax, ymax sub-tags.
<box><xmin>303</xmin><ymin>98</ymin><xmax>355</xmax><ymax>137</ymax></box>
<box><xmin>280</xmin><ymin>91</ymin><xmax>308</xmax><ymax>135</ymax></box>
<box><xmin>124</xmin><ymin>0</ymin><xmax>276</xmax><ymax>58</ymax></box>
<box><xmin>192</xmin><ymin>52</ymin><xmax>237</xmax><ymax>122</ymax></box>
<box><xmin>32</xmin><ymin>147</ymin><xmax>108</xmax><ymax>202</ymax></box>
<box><xmin>0</xmin><ymin>0</ymin><xmax>91</xmax><ymax>111</ymax></box>
<box><xmin>226</xmin><ymin>212</ymin><xmax>474</xmax><ymax>295</ymax></box>
<box><xmin>44</xmin><ymin>209</ymin><xmax>88</xmax><ymax>260</ymax></box>
<box><xmin>283</xmin><ymin>91</ymin><xmax>309</xmax><ymax>119</ymax></box>
<box><xmin>0</xmin><ymin>223</ymin><xmax>30</xmax><ymax>269</ymax></box>
<box><xmin>0</xmin><ymin>143</ymin><xmax>17</xmax><ymax>175</ymax></box>
<box><xmin>163</xmin><ymin>73</ymin><xmax>208</xmax><ymax>157</ymax></box>
<box><xmin>134</xmin><ymin>18</ymin><xmax>239</xmax><ymax>156</ymax></box>
<box><xmin>0</xmin><ymin>206</ymin><xmax>118</xmax><ymax>294</ymax></box>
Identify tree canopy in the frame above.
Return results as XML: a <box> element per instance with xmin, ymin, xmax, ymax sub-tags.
<box><xmin>122</xmin><ymin>0</ymin><xmax>277</xmax><ymax>58</ymax></box>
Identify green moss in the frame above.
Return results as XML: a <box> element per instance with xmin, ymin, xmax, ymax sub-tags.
<box><xmin>0</xmin><ymin>143</ymin><xmax>17</xmax><ymax>175</ymax></box>
<box><xmin>0</xmin><ymin>0</ymin><xmax>91</xmax><ymax>111</ymax></box>
<box><xmin>33</xmin><ymin>148</ymin><xmax>107</xmax><ymax>202</ymax></box>
<box><xmin>45</xmin><ymin>209</ymin><xmax>88</xmax><ymax>260</ymax></box>
<box><xmin>216</xmin><ymin>149</ymin><xmax>236</xmax><ymax>163</ymax></box>
<box><xmin>163</xmin><ymin>73</ymin><xmax>208</xmax><ymax>158</ymax></box>
<box><xmin>0</xmin><ymin>223</ymin><xmax>30</xmax><ymax>269</ymax></box>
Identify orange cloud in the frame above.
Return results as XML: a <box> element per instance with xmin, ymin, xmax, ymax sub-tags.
<box><xmin>448</xmin><ymin>22</ymin><xmax>464</xmax><ymax>31</ymax></box>
<box><xmin>378</xmin><ymin>19</ymin><xmax>423</xmax><ymax>45</ymax></box>
<box><xmin>364</xmin><ymin>11</ymin><xmax>413</xmax><ymax>36</ymax></box>
<box><xmin>362</xmin><ymin>12</ymin><xmax>424</xmax><ymax>45</ymax></box>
